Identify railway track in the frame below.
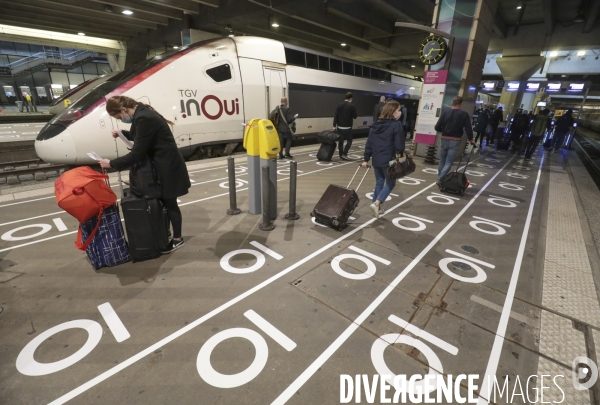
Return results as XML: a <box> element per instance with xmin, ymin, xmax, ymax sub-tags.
<box><xmin>0</xmin><ymin>159</ymin><xmax>70</xmax><ymax>184</ymax></box>
<box><xmin>573</xmin><ymin>129</ymin><xmax>600</xmax><ymax>189</ymax></box>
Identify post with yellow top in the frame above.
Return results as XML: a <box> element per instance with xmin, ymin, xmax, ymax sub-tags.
<box><xmin>243</xmin><ymin>119</ymin><xmax>281</xmax><ymax>218</ymax></box>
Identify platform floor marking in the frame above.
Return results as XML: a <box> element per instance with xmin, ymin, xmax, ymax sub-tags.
<box><xmin>347</xmin><ymin>245</ymin><xmax>391</xmax><ymax>265</ymax></box>
<box><xmin>388</xmin><ymin>315</ymin><xmax>458</xmax><ymax>355</ymax></box>
<box><xmin>0</xmin><ymin>196</ymin><xmax>55</xmax><ymax>208</ymax></box>
<box><xmin>97</xmin><ymin>303</ymin><xmax>130</xmax><ymax>343</ymax></box>
<box><xmin>244</xmin><ymin>310</ymin><xmax>296</xmax><ymax>351</ymax></box>
<box><xmin>250</xmin><ymin>241</ymin><xmax>283</xmax><ymax>260</ymax></box>
<box><xmin>477</xmin><ymin>155</ymin><xmax>544</xmax><ymax>404</ymax></box>
<box><xmin>271</xmin><ymin>156</ymin><xmax>516</xmax><ymax>405</ymax></box>
<box><xmin>52</xmin><ymin>218</ymin><xmax>68</xmax><ymax>232</ymax></box>
<box><xmin>469</xmin><ymin>295</ymin><xmax>535</xmax><ymax>326</ymax></box>
<box><xmin>0</xmin><ymin>211</ymin><xmax>64</xmax><ymax>227</ymax></box>
<box><xmin>46</xmin><ymin>177</ymin><xmax>436</xmax><ymax>405</ymax></box>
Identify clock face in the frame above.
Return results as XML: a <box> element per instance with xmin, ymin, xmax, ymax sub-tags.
<box><xmin>419</xmin><ymin>35</ymin><xmax>448</xmax><ymax>65</ymax></box>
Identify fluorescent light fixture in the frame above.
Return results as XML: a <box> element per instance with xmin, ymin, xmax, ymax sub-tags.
<box><xmin>577</xmin><ymin>50</ymin><xmax>585</xmax><ymax>56</ymax></box>
<box><xmin>341</xmin><ymin>43</ymin><xmax>346</xmax><ymax>46</ymax></box>
<box><xmin>526</xmin><ymin>82</ymin><xmax>540</xmax><ymax>91</ymax></box>
<box><xmin>517</xmin><ymin>5</ymin><xmax>522</xmax><ymax>9</ymax></box>
<box><xmin>410</xmin><ymin>64</ymin><xmax>415</xmax><ymax>68</ymax></box>
<box><xmin>228</xmin><ymin>34</ymin><xmax>234</xmax><ymax>37</ymax></box>
<box><xmin>549</xmin><ymin>51</ymin><xmax>558</xmax><ymax>57</ymax></box>
<box><xmin>507</xmin><ymin>82</ymin><xmax>520</xmax><ymax>91</ymax></box>
<box><xmin>409</xmin><ymin>86</ymin><xmax>415</xmax><ymax>90</ymax></box>
<box><xmin>546</xmin><ymin>82</ymin><xmax>561</xmax><ymax>91</ymax></box>
<box><xmin>271</xmin><ymin>23</ymin><xmax>279</xmax><ymax>27</ymax></box>
<box><xmin>482</xmin><ymin>82</ymin><xmax>495</xmax><ymax>90</ymax></box>
<box><xmin>173</xmin><ymin>46</ymin><xmax>179</xmax><ymax>49</ymax></box>
<box><xmin>536</xmin><ymin>101</ymin><xmax>547</xmax><ymax>107</ymax></box>
<box><xmin>78</xmin><ymin>32</ymin><xmax>85</xmax><ymax>36</ymax></box>
<box><xmin>568</xmin><ymin>83</ymin><xmax>585</xmax><ymax>91</ymax></box>
<box><xmin>122</xmin><ymin>9</ymin><xmax>133</xmax><ymax>15</ymax></box>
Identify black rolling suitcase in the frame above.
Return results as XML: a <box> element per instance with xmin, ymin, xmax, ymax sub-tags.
<box><xmin>119</xmin><ymin>173</ymin><xmax>170</xmax><ymax>262</ymax></box>
<box><xmin>317</xmin><ymin>142</ymin><xmax>336</xmax><ymax>162</ymax></box>
<box><xmin>496</xmin><ymin>130</ymin><xmax>511</xmax><ymax>150</ymax></box>
<box><xmin>440</xmin><ymin>147</ymin><xmax>473</xmax><ymax>196</ymax></box>
<box><xmin>311</xmin><ymin>166</ymin><xmax>370</xmax><ymax>231</ymax></box>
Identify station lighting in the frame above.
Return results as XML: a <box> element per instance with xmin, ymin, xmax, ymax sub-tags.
<box><xmin>409</xmin><ymin>86</ymin><xmax>415</xmax><ymax>90</ymax></box>
<box><xmin>78</xmin><ymin>32</ymin><xmax>85</xmax><ymax>36</ymax></box>
<box><xmin>410</xmin><ymin>64</ymin><xmax>416</xmax><ymax>68</ymax></box>
<box><xmin>228</xmin><ymin>34</ymin><xmax>235</xmax><ymax>37</ymax></box>
<box><xmin>341</xmin><ymin>43</ymin><xmax>346</xmax><ymax>46</ymax></box>
<box><xmin>577</xmin><ymin>50</ymin><xmax>585</xmax><ymax>56</ymax></box>
<box><xmin>122</xmin><ymin>9</ymin><xmax>133</xmax><ymax>15</ymax></box>
<box><xmin>173</xmin><ymin>46</ymin><xmax>179</xmax><ymax>49</ymax></box>
<box><xmin>517</xmin><ymin>5</ymin><xmax>522</xmax><ymax>9</ymax></box>
<box><xmin>271</xmin><ymin>23</ymin><xmax>279</xmax><ymax>27</ymax></box>
<box><xmin>549</xmin><ymin>51</ymin><xmax>557</xmax><ymax>57</ymax></box>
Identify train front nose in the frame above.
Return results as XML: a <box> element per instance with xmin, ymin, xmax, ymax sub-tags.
<box><xmin>35</xmin><ymin>124</ymin><xmax>78</xmax><ymax>164</ymax></box>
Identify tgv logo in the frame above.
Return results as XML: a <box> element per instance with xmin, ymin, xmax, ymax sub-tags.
<box><xmin>573</xmin><ymin>356</ymin><xmax>599</xmax><ymax>391</ymax></box>
<box><xmin>179</xmin><ymin>90</ymin><xmax>240</xmax><ymax>120</ymax></box>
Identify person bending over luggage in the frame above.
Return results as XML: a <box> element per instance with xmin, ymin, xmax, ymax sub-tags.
<box><xmin>434</xmin><ymin>96</ymin><xmax>475</xmax><ymax>188</ymax></box>
<box><xmin>361</xmin><ymin>101</ymin><xmax>406</xmax><ymax>218</ymax></box>
<box><xmin>269</xmin><ymin>97</ymin><xmax>297</xmax><ymax>159</ymax></box>
<box><xmin>333</xmin><ymin>92</ymin><xmax>358</xmax><ymax>160</ymax></box>
<box><xmin>97</xmin><ymin>95</ymin><xmax>191</xmax><ymax>253</ymax></box>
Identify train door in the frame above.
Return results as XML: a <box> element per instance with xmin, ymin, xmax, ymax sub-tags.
<box><xmin>263</xmin><ymin>66</ymin><xmax>287</xmax><ymax>116</ymax></box>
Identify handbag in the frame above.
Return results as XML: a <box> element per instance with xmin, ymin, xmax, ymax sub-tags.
<box><xmin>387</xmin><ymin>152</ymin><xmax>416</xmax><ymax>179</ymax></box>
<box><xmin>277</xmin><ymin>106</ymin><xmax>296</xmax><ymax>135</ymax></box>
<box><xmin>129</xmin><ymin>157</ymin><xmax>162</xmax><ymax>199</ymax></box>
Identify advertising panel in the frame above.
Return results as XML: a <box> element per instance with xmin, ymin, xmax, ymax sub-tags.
<box><xmin>414</xmin><ymin>70</ymin><xmax>448</xmax><ymax>146</ymax></box>
<box><xmin>36</xmin><ymin>87</ymin><xmax>47</xmax><ymax>98</ymax></box>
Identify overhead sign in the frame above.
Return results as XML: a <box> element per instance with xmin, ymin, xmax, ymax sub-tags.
<box><xmin>525</xmin><ymin>82</ymin><xmax>540</xmax><ymax>91</ymax></box>
<box><xmin>568</xmin><ymin>83</ymin><xmax>584</xmax><ymax>91</ymax></box>
<box><xmin>414</xmin><ymin>70</ymin><xmax>448</xmax><ymax>146</ymax></box>
<box><xmin>482</xmin><ymin>82</ymin><xmax>495</xmax><ymax>90</ymax></box>
<box><xmin>546</xmin><ymin>83</ymin><xmax>561</xmax><ymax>91</ymax></box>
<box><xmin>506</xmin><ymin>82</ymin><xmax>519</xmax><ymax>91</ymax></box>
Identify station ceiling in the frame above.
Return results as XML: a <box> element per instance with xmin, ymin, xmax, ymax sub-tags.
<box><xmin>0</xmin><ymin>0</ymin><xmax>599</xmax><ymax>77</ymax></box>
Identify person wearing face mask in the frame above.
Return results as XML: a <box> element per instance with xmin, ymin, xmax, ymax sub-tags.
<box><xmin>361</xmin><ymin>100</ymin><xmax>406</xmax><ymax>218</ymax></box>
<box><xmin>96</xmin><ymin>95</ymin><xmax>191</xmax><ymax>253</ymax></box>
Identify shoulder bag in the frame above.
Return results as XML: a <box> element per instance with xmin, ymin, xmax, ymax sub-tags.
<box><xmin>387</xmin><ymin>152</ymin><xmax>416</xmax><ymax>180</ymax></box>
<box><xmin>277</xmin><ymin>106</ymin><xmax>296</xmax><ymax>135</ymax></box>
<box><xmin>129</xmin><ymin>157</ymin><xmax>162</xmax><ymax>199</ymax></box>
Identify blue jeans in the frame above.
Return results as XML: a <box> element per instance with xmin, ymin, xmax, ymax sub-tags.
<box><xmin>438</xmin><ymin>139</ymin><xmax>461</xmax><ymax>180</ymax></box>
<box><xmin>372</xmin><ymin>165</ymin><xmax>396</xmax><ymax>203</ymax></box>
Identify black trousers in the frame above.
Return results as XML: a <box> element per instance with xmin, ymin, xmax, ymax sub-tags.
<box><xmin>161</xmin><ymin>198</ymin><xmax>182</xmax><ymax>239</ymax></box>
<box><xmin>474</xmin><ymin>130</ymin><xmax>485</xmax><ymax>146</ymax></box>
<box><xmin>337</xmin><ymin>128</ymin><xmax>353</xmax><ymax>156</ymax></box>
<box><xmin>278</xmin><ymin>131</ymin><xmax>292</xmax><ymax>156</ymax></box>
<box><xmin>489</xmin><ymin>123</ymin><xmax>499</xmax><ymax>143</ymax></box>
<box><xmin>524</xmin><ymin>135</ymin><xmax>542</xmax><ymax>158</ymax></box>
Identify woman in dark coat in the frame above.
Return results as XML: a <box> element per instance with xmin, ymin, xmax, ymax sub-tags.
<box><xmin>97</xmin><ymin>95</ymin><xmax>191</xmax><ymax>253</ymax></box>
<box><xmin>361</xmin><ymin>101</ymin><xmax>406</xmax><ymax>218</ymax></box>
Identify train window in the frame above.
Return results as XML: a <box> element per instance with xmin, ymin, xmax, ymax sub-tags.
<box><xmin>343</xmin><ymin>61</ymin><xmax>354</xmax><ymax>75</ymax></box>
<box><xmin>371</xmin><ymin>69</ymin><xmax>380</xmax><ymax>79</ymax></box>
<box><xmin>329</xmin><ymin>59</ymin><xmax>342</xmax><ymax>73</ymax></box>
<box><xmin>354</xmin><ymin>65</ymin><xmax>362</xmax><ymax>77</ymax></box>
<box><xmin>362</xmin><ymin>66</ymin><xmax>370</xmax><ymax>78</ymax></box>
<box><xmin>285</xmin><ymin>48</ymin><xmax>305</xmax><ymax>67</ymax></box>
<box><xmin>206</xmin><ymin>64</ymin><xmax>232</xmax><ymax>83</ymax></box>
<box><xmin>306</xmin><ymin>53</ymin><xmax>318</xmax><ymax>69</ymax></box>
<box><xmin>318</xmin><ymin>56</ymin><xmax>329</xmax><ymax>71</ymax></box>
<box><xmin>381</xmin><ymin>71</ymin><xmax>392</xmax><ymax>82</ymax></box>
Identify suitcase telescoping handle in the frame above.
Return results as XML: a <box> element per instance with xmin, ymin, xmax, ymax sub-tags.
<box><xmin>347</xmin><ymin>165</ymin><xmax>371</xmax><ymax>191</ymax></box>
<box><xmin>454</xmin><ymin>144</ymin><xmax>475</xmax><ymax>174</ymax></box>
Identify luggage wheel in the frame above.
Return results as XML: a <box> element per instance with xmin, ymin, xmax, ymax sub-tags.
<box><xmin>332</xmin><ymin>219</ymin><xmax>340</xmax><ymax>227</ymax></box>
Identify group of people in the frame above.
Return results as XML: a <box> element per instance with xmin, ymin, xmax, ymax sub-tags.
<box><xmin>473</xmin><ymin>106</ymin><xmax>504</xmax><ymax>147</ymax></box>
<box><xmin>373</xmin><ymin>96</ymin><xmax>417</xmax><ymax>139</ymax></box>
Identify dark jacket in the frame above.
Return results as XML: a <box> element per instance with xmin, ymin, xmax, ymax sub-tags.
<box><xmin>407</xmin><ymin>107</ymin><xmax>417</xmax><ymax>121</ymax></box>
<box><xmin>372</xmin><ymin>102</ymin><xmax>385</xmax><ymax>122</ymax></box>
<box><xmin>555</xmin><ymin>114</ymin><xmax>574</xmax><ymax>133</ymax></box>
<box><xmin>475</xmin><ymin>111</ymin><xmax>489</xmax><ymax>132</ymax></box>
<box><xmin>434</xmin><ymin>108</ymin><xmax>474</xmax><ymax>140</ymax></box>
<box><xmin>333</xmin><ymin>100</ymin><xmax>357</xmax><ymax>127</ymax></box>
<box><xmin>270</xmin><ymin>104</ymin><xmax>296</xmax><ymax>134</ymax></box>
<box><xmin>489</xmin><ymin>109</ymin><xmax>503</xmax><ymax>125</ymax></box>
<box><xmin>363</xmin><ymin>119</ymin><xmax>406</xmax><ymax>167</ymax></box>
<box><xmin>530</xmin><ymin>113</ymin><xmax>550</xmax><ymax>137</ymax></box>
<box><xmin>110</xmin><ymin>104</ymin><xmax>191</xmax><ymax>199</ymax></box>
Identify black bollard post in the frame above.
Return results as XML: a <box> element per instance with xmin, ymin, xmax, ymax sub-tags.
<box><xmin>285</xmin><ymin>160</ymin><xmax>300</xmax><ymax>220</ymax></box>
<box><xmin>259</xmin><ymin>165</ymin><xmax>275</xmax><ymax>231</ymax></box>
<box><xmin>226</xmin><ymin>157</ymin><xmax>241</xmax><ymax>215</ymax></box>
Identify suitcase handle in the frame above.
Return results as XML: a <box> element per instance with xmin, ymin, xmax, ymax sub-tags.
<box><xmin>347</xmin><ymin>165</ymin><xmax>371</xmax><ymax>191</ymax></box>
<box><xmin>454</xmin><ymin>144</ymin><xmax>475</xmax><ymax>174</ymax></box>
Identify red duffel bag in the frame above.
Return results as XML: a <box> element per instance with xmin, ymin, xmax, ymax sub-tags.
<box><xmin>55</xmin><ymin>166</ymin><xmax>117</xmax><ymax>251</ymax></box>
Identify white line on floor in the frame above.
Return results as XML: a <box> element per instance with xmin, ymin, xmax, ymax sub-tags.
<box><xmin>469</xmin><ymin>295</ymin><xmax>535</xmax><ymax>326</ymax></box>
<box><xmin>97</xmin><ymin>303</ymin><xmax>130</xmax><ymax>343</ymax></box>
<box><xmin>348</xmin><ymin>245</ymin><xmax>390</xmax><ymax>265</ymax></box>
<box><xmin>244</xmin><ymin>310</ymin><xmax>296</xmax><ymax>351</ymax></box>
<box><xmin>250</xmin><ymin>241</ymin><xmax>283</xmax><ymax>260</ymax></box>
<box><xmin>388</xmin><ymin>315</ymin><xmax>458</xmax><ymax>355</ymax></box>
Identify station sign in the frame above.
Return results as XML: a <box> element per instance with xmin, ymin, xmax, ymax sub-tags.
<box><xmin>546</xmin><ymin>83</ymin><xmax>561</xmax><ymax>92</ymax></box>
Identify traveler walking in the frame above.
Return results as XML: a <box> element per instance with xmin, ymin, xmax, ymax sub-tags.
<box><xmin>361</xmin><ymin>101</ymin><xmax>406</xmax><ymax>218</ymax></box>
<box><xmin>488</xmin><ymin>106</ymin><xmax>503</xmax><ymax>144</ymax></box>
<box><xmin>473</xmin><ymin>108</ymin><xmax>490</xmax><ymax>147</ymax></box>
<box><xmin>372</xmin><ymin>96</ymin><xmax>386</xmax><ymax>123</ymax></box>
<box><xmin>510</xmin><ymin>110</ymin><xmax>530</xmax><ymax>151</ymax></box>
<box><xmin>333</xmin><ymin>92</ymin><xmax>357</xmax><ymax>160</ymax></box>
<box><xmin>406</xmin><ymin>104</ymin><xmax>417</xmax><ymax>139</ymax></box>
<box><xmin>549</xmin><ymin>109</ymin><xmax>574</xmax><ymax>152</ymax></box>
<box><xmin>434</xmin><ymin>96</ymin><xmax>475</xmax><ymax>186</ymax></box>
<box><xmin>524</xmin><ymin>108</ymin><xmax>551</xmax><ymax>160</ymax></box>
<box><xmin>97</xmin><ymin>95</ymin><xmax>191</xmax><ymax>253</ymax></box>
<box><xmin>269</xmin><ymin>97</ymin><xmax>297</xmax><ymax>159</ymax></box>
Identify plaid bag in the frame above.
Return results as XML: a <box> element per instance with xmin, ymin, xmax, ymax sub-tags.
<box><xmin>80</xmin><ymin>205</ymin><xmax>130</xmax><ymax>270</ymax></box>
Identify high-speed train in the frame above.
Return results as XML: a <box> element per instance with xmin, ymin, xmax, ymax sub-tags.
<box><xmin>35</xmin><ymin>36</ymin><xmax>422</xmax><ymax>164</ymax></box>
<box><xmin>48</xmin><ymin>77</ymin><xmax>101</xmax><ymax>115</ymax></box>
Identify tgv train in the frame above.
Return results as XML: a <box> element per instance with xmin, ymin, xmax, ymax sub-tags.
<box><xmin>35</xmin><ymin>36</ymin><xmax>421</xmax><ymax>164</ymax></box>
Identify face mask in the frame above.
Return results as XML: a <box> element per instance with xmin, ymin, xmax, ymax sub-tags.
<box><xmin>120</xmin><ymin>113</ymin><xmax>132</xmax><ymax>124</ymax></box>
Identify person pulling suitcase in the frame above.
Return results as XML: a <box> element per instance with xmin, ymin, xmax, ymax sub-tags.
<box><xmin>96</xmin><ymin>95</ymin><xmax>191</xmax><ymax>254</ymax></box>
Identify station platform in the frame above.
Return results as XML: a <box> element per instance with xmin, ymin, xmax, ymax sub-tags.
<box><xmin>1</xmin><ymin>140</ymin><xmax>600</xmax><ymax>404</ymax></box>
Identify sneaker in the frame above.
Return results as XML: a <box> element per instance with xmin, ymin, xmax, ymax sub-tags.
<box><xmin>340</xmin><ymin>155</ymin><xmax>350</xmax><ymax>161</ymax></box>
<box><xmin>285</xmin><ymin>154</ymin><xmax>294</xmax><ymax>159</ymax></box>
<box><xmin>378</xmin><ymin>204</ymin><xmax>385</xmax><ymax>216</ymax></box>
<box><xmin>162</xmin><ymin>238</ymin><xmax>185</xmax><ymax>253</ymax></box>
<box><xmin>278</xmin><ymin>155</ymin><xmax>284</xmax><ymax>159</ymax></box>
<box><xmin>436</xmin><ymin>179</ymin><xmax>442</xmax><ymax>188</ymax></box>
<box><xmin>369</xmin><ymin>203</ymin><xmax>380</xmax><ymax>218</ymax></box>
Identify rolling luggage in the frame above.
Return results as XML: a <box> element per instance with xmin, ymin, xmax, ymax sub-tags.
<box><xmin>440</xmin><ymin>147</ymin><xmax>473</xmax><ymax>196</ymax></box>
<box><xmin>317</xmin><ymin>130</ymin><xmax>340</xmax><ymax>145</ymax></box>
<box><xmin>120</xmin><ymin>188</ymin><xmax>170</xmax><ymax>262</ymax></box>
<box><xmin>311</xmin><ymin>166</ymin><xmax>370</xmax><ymax>231</ymax></box>
<box><xmin>317</xmin><ymin>142</ymin><xmax>336</xmax><ymax>162</ymax></box>
<box><xmin>496</xmin><ymin>130</ymin><xmax>511</xmax><ymax>150</ymax></box>
<box><xmin>79</xmin><ymin>204</ymin><xmax>130</xmax><ymax>270</ymax></box>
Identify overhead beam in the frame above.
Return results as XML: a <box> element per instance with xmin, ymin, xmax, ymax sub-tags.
<box><xmin>88</xmin><ymin>0</ymin><xmax>185</xmax><ymax>19</ymax></box>
<box><xmin>1</xmin><ymin>0</ymin><xmax>163</xmax><ymax>29</ymax></box>
<box><xmin>326</xmin><ymin>4</ymin><xmax>394</xmax><ymax>38</ymax></box>
<box><xmin>189</xmin><ymin>0</ymin><xmax>219</xmax><ymax>6</ymax></box>
<box><xmin>542</xmin><ymin>0</ymin><xmax>554</xmax><ymax>35</ymax></box>
<box><xmin>584</xmin><ymin>0</ymin><xmax>600</xmax><ymax>33</ymax></box>
<box><xmin>492</xmin><ymin>9</ymin><xmax>508</xmax><ymax>39</ymax></box>
<box><xmin>33</xmin><ymin>0</ymin><xmax>171</xmax><ymax>26</ymax></box>
<box><xmin>140</xmin><ymin>0</ymin><xmax>200</xmax><ymax>14</ymax></box>
<box><xmin>0</xmin><ymin>18</ymin><xmax>130</xmax><ymax>41</ymax></box>
<box><xmin>273</xmin><ymin>17</ymin><xmax>370</xmax><ymax>50</ymax></box>
<box><xmin>237</xmin><ymin>26</ymin><xmax>334</xmax><ymax>54</ymax></box>
<box><xmin>366</xmin><ymin>0</ymin><xmax>419</xmax><ymax>23</ymax></box>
